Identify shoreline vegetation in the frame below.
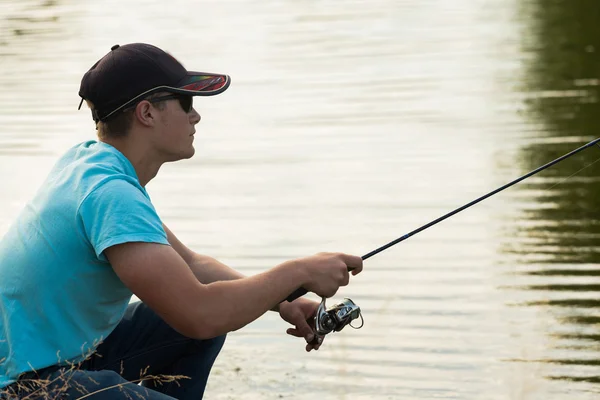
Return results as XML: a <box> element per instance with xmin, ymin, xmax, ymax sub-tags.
<box><xmin>0</xmin><ymin>343</ymin><xmax>189</xmax><ymax>399</ymax></box>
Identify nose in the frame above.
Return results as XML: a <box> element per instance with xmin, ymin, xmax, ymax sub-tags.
<box><xmin>190</xmin><ymin>107</ymin><xmax>201</xmax><ymax>124</ymax></box>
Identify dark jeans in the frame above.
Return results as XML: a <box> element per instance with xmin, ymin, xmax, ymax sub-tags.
<box><xmin>4</xmin><ymin>302</ymin><xmax>226</xmax><ymax>399</ymax></box>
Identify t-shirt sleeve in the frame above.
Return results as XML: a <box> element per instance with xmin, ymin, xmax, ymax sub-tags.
<box><xmin>78</xmin><ymin>177</ymin><xmax>169</xmax><ymax>260</ymax></box>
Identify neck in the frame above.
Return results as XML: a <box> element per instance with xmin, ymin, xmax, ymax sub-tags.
<box><xmin>100</xmin><ymin>137</ymin><xmax>162</xmax><ymax>187</ymax></box>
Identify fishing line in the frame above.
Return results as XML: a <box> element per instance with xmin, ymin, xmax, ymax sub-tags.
<box><xmin>544</xmin><ymin>149</ymin><xmax>600</xmax><ymax>192</ymax></box>
<box><xmin>287</xmin><ymin>137</ymin><xmax>600</xmax><ymax>301</ymax></box>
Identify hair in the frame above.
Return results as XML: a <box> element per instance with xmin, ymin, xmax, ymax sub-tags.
<box><xmin>86</xmin><ymin>93</ymin><xmax>169</xmax><ymax>140</ymax></box>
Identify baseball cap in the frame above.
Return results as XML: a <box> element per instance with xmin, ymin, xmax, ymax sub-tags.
<box><xmin>78</xmin><ymin>43</ymin><xmax>231</xmax><ymax>122</ymax></box>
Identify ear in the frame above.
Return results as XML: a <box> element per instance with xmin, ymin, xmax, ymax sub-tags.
<box><xmin>133</xmin><ymin>100</ymin><xmax>157</xmax><ymax>128</ymax></box>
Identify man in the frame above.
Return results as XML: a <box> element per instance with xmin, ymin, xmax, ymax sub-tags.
<box><xmin>0</xmin><ymin>43</ymin><xmax>363</xmax><ymax>399</ymax></box>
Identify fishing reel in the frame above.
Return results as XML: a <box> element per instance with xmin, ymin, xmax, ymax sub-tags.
<box><xmin>309</xmin><ymin>297</ymin><xmax>364</xmax><ymax>343</ymax></box>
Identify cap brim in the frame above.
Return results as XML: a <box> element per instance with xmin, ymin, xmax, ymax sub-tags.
<box><xmin>174</xmin><ymin>72</ymin><xmax>231</xmax><ymax>96</ymax></box>
<box><xmin>94</xmin><ymin>72</ymin><xmax>231</xmax><ymax>122</ymax></box>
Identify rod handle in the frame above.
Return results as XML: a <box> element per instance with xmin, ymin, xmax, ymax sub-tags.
<box><xmin>286</xmin><ymin>287</ymin><xmax>308</xmax><ymax>302</ymax></box>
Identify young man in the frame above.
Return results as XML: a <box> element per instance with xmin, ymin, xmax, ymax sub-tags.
<box><xmin>0</xmin><ymin>43</ymin><xmax>363</xmax><ymax>399</ymax></box>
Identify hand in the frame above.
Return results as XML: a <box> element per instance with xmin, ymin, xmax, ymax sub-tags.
<box><xmin>278</xmin><ymin>298</ymin><xmax>323</xmax><ymax>352</ymax></box>
<box><xmin>295</xmin><ymin>252</ymin><xmax>363</xmax><ymax>298</ymax></box>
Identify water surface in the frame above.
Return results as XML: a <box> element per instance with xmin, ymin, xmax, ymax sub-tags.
<box><xmin>1</xmin><ymin>0</ymin><xmax>600</xmax><ymax>399</ymax></box>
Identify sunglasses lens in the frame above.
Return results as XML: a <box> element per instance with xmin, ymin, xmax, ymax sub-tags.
<box><xmin>178</xmin><ymin>96</ymin><xmax>193</xmax><ymax>113</ymax></box>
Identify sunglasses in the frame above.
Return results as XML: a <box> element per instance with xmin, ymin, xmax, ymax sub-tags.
<box><xmin>122</xmin><ymin>94</ymin><xmax>194</xmax><ymax>114</ymax></box>
<box><xmin>148</xmin><ymin>94</ymin><xmax>194</xmax><ymax>113</ymax></box>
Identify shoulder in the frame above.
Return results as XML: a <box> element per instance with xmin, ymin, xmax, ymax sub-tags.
<box><xmin>58</xmin><ymin>140</ymin><xmax>136</xmax><ymax>178</ymax></box>
<box><xmin>57</xmin><ymin>141</ymin><xmax>146</xmax><ymax>205</ymax></box>
<box><xmin>79</xmin><ymin>177</ymin><xmax>153</xmax><ymax>216</ymax></box>
<box><xmin>78</xmin><ymin>177</ymin><xmax>167</xmax><ymax>259</ymax></box>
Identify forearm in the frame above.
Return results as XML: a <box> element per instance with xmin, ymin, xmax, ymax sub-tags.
<box><xmin>187</xmin><ymin>253</ymin><xmax>245</xmax><ymax>284</ymax></box>
<box><xmin>164</xmin><ymin>223</ymin><xmax>290</xmax><ymax>311</ymax></box>
<box><xmin>187</xmin><ymin>253</ymin><xmax>284</xmax><ymax>312</ymax></box>
<box><xmin>199</xmin><ymin>260</ymin><xmax>306</xmax><ymax>336</ymax></box>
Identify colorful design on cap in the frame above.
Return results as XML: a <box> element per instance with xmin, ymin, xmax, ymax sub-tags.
<box><xmin>180</xmin><ymin>75</ymin><xmax>227</xmax><ymax>92</ymax></box>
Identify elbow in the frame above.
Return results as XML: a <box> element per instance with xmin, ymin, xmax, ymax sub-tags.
<box><xmin>187</xmin><ymin>315</ymin><xmax>227</xmax><ymax>340</ymax></box>
<box><xmin>188</xmin><ymin>310</ymin><xmax>247</xmax><ymax>339</ymax></box>
<box><xmin>175</xmin><ymin>322</ymin><xmax>220</xmax><ymax>340</ymax></box>
<box><xmin>164</xmin><ymin>313</ymin><xmax>222</xmax><ymax>340</ymax></box>
<box><xmin>191</xmin><ymin>325</ymin><xmax>222</xmax><ymax>340</ymax></box>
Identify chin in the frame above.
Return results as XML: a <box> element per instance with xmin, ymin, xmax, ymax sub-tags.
<box><xmin>182</xmin><ymin>146</ymin><xmax>196</xmax><ymax>160</ymax></box>
<box><xmin>165</xmin><ymin>146</ymin><xmax>195</xmax><ymax>163</ymax></box>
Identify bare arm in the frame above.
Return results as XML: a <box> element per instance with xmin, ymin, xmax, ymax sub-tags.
<box><xmin>105</xmin><ymin>242</ymin><xmax>312</xmax><ymax>339</ymax></box>
<box><xmin>105</xmin><ymin>225</ymin><xmax>362</xmax><ymax>340</ymax></box>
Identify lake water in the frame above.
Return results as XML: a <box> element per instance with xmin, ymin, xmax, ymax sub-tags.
<box><xmin>1</xmin><ymin>0</ymin><xmax>600</xmax><ymax>399</ymax></box>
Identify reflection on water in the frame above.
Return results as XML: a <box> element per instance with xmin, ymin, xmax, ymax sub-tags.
<box><xmin>1</xmin><ymin>0</ymin><xmax>600</xmax><ymax>398</ymax></box>
<box><xmin>503</xmin><ymin>0</ymin><xmax>600</xmax><ymax>387</ymax></box>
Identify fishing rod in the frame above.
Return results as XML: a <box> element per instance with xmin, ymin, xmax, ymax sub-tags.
<box><xmin>287</xmin><ymin>137</ymin><xmax>600</xmax><ymax>303</ymax></box>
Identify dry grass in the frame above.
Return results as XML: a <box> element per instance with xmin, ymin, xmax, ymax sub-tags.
<box><xmin>0</xmin><ymin>345</ymin><xmax>189</xmax><ymax>400</ymax></box>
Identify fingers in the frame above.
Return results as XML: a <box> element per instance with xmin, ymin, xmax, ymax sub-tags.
<box><xmin>340</xmin><ymin>253</ymin><xmax>363</xmax><ymax>275</ymax></box>
<box><xmin>286</xmin><ymin>327</ymin><xmax>302</xmax><ymax>338</ymax></box>
<box><xmin>323</xmin><ymin>287</ymin><xmax>339</xmax><ymax>298</ymax></box>
<box><xmin>288</xmin><ymin>328</ymin><xmax>323</xmax><ymax>352</ymax></box>
<box><xmin>305</xmin><ymin>335</ymin><xmax>324</xmax><ymax>352</ymax></box>
<box><xmin>341</xmin><ymin>269</ymin><xmax>350</xmax><ymax>286</ymax></box>
<box><xmin>287</xmin><ymin>314</ymin><xmax>317</xmax><ymax>344</ymax></box>
<box><xmin>336</xmin><ymin>255</ymin><xmax>351</xmax><ymax>287</ymax></box>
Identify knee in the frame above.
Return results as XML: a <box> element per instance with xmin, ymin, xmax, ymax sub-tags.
<box><xmin>190</xmin><ymin>334</ymin><xmax>226</xmax><ymax>358</ymax></box>
<box><xmin>205</xmin><ymin>334</ymin><xmax>226</xmax><ymax>353</ymax></box>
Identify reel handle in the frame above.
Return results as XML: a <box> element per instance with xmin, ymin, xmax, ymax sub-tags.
<box><xmin>306</xmin><ymin>297</ymin><xmax>328</xmax><ymax>346</ymax></box>
<box><xmin>306</xmin><ymin>315</ymin><xmax>324</xmax><ymax>346</ymax></box>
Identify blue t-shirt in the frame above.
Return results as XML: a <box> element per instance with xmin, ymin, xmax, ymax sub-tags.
<box><xmin>0</xmin><ymin>140</ymin><xmax>169</xmax><ymax>388</ymax></box>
